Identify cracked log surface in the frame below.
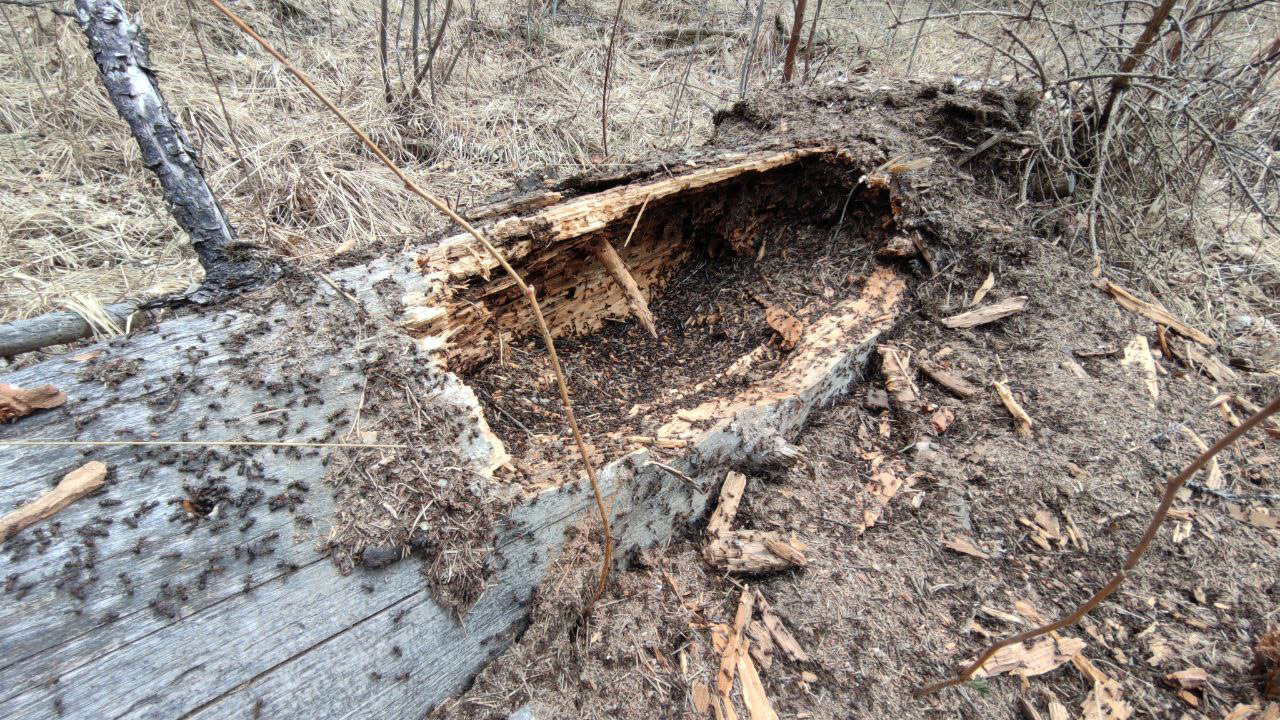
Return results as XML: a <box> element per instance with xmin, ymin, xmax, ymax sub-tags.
<box><xmin>0</xmin><ymin>146</ymin><xmax>905</xmax><ymax>719</ymax></box>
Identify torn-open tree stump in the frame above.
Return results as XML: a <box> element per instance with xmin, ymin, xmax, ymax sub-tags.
<box><xmin>0</xmin><ymin>139</ymin><xmax>912</xmax><ymax>719</ymax></box>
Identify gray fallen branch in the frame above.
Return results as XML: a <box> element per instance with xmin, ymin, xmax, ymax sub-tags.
<box><xmin>0</xmin><ymin>301</ymin><xmax>140</xmax><ymax>358</ymax></box>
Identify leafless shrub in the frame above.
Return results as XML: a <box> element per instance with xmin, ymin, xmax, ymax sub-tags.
<box><xmin>891</xmin><ymin>0</ymin><xmax>1278</xmax><ymax>284</ymax></box>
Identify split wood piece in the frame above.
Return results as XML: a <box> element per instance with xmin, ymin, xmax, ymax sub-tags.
<box><xmin>971</xmin><ymin>635</ymin><xmax>1085</xmax><ymax>679</ymax></box>
<box><xmin>1121</xmin><ymin>335</ymin><xmax>1159</xmax><ymax>405</ymax></box>
<box><xmin>878</xmin><ymin>344</ymin><xmax>918</xmax><ymax>406</ymax></box>
<box><xmin>754</xmin><ymin>589</ymin><xmax>808</xmax><ymax>662</ymax></box>
<box><xmin>941</xmin><ymin>296</ymin><xmax>1028</xmax><ymax>329</ymax></box>
<box><xmin>746</xmin><ymin>621</ymin><xmax>773</xmax><ymax>671</ymax></box>
<box><xmin>591</xmin><ymin>237</ymin><xmax>657</xmax><ymax>337</ymax></box>
<box><xmin>918</xmin><ymin>358</ymin><xmax>978</xmax><ymax>398</ymax></box>
<box><xmin>970</xmin><ymin>272</ymin><xmax>995</xmax><ymax>306</ymax></box>
<box><xmin>736</xmin><ymin>648</ymin><xmax>778</xmax><ymax>720</ymax></box>
<box><xmin>706</xmin><ymin>471</ymin><xmax>748</xmax><ymax>538</ymax></box>
<box><xmin>424</xmin><ymin>147</ymin><xmax>834</xmax><ymax>279</ymax></box>
<box><xmin>717</xmin><ymin>587</ymin><xmax>755</xmax><ymax>697</ymax></box>
<box><xmin>0</xmin><ymin>383</ymin><xmax>67</xmax><ymax>422</ymax></box>
<box><xmin>705</xmin><ymin>530</ymin><xmax>807</xmax><ymax>574</ymax></box>
<box><xmin>994</xmin><ymin>380</ymin><xmax>1033</xmax><ymax>437</ymax></box>
<box><xmin>763</xmin><ymin>304</ymin><xmax>804</xmax><ymax>352</ymax></box>
<box><xmin>1182</xmin><ymin>342</ymin><xmax>1238</xmax><ymax>384</ymax></box>
<box><xmin>1101</xmin><ymin>281</ymin><xmax>1214</xmax><ymax>347</ymax></box>
<box><xmin>1179</xmin><ymin>427</ymin><xmax>1224</xmax><ymax>490</ymax></box>
<box><xmin>0</xmin><ymin>461</ymin><xmax>106</xmax><ymax>542</ymax></box>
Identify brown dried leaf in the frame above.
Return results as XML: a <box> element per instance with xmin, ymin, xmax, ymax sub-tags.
<box><xmin>929</xmin><ymin>407</ymin><xmax>955</xmax><ymax>434</ymax></box>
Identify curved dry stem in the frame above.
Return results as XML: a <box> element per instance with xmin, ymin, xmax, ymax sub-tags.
<box><xmin>206</xmin><ymin>0</ymin><xmax>614</xmax><ymax>611</ymax></box>
<box><xmin>914</xmin><ymin>393</ymin><xmax>1280</xmax><ymax>698</ymax></box>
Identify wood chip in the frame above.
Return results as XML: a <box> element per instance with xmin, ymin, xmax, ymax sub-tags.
<box><xmin>705</xmin><ymin>530</ymin><xmax>807</xmax><ymax>574</ymax></box>
<box><xmin>857</xmin><ymin>469</ymin><xmax>903</xmax><ymax>533</ymax></box>
<box><xmin>592</xmin><ymin>237</ymin><xmax>658</xmax><ymax>337</ymax></box>
<box><xmin>1081</xmin><ymin>678</ymin><xmax>1133</xmax><ymax>720</ymax></box>
<box><xmin>974</xmin><ymin>636</ymin><xmax>1086</xmax><ymax>679</ymax></box>
<box><xmin>1180</xmin><ymin>427</ymin><xmax>1224</xmax><ymax>490</ymax></box>
<box><xmin>1121</xmin><ymin>335</ymin><xmax>1159</xmax><ymax>406</ymax></box>
<box><xmin>707</xmin><ymin>471</ymin><xmax>748</xmax><ymax>538</ymax></box>
<box><xmin>971</xmin><ymin>272</ymin><xmax>996</xmax><ymax>306</ymax></box>
<box><xmin>1046</xmin><ymin>697</ymin><xmax>1070</xmax><ymax>720</ymax></box>
<box><xmin>1223</xmin><ymin>704</ymin><xmax>1260</xmax><ymax>720</ymax></box>
<box><xmin>929</xmin><ymin>407</ymin><xmax>955</xmax><ymax>434</ymax></box>
<box><xmin>1228</xmin><ymin>504</ymin><xmax>1279</xmax><ymax>530</ymax></box>
<box><xmin>692</xmin><ymin>680</ymin><xmax>711</xmax><ymax>715</ymax></box>
<box><xmin>942</xmin><ymin>296</ymin><xmax>1028</xmax><ymax>329</ymax></box>
<box><xmin>944</xmin><ymin>535</ymin><xmax>990</xmax><ymax>559</ymax></box>
<box><xmin>737</xmin><ymin>650</ymin><xmax>778</xmax><ymax>720</ymax></box>
<box><xmin>1102</xmin><ymin>281</ymin><xmax>1214</xmax><ymax>346</ymax></box>
<box><xmin>755</xmin><ymin>590</ymin><xmax>808</xmax><ymax>662</ymax></box>
<box><xmin>1182</xmin><ymin>342</ymin><xmax>1237</xmax><ymax>384</ymax></box>
<box><xmin>878</xmin><ymin>344</ymin><xmax>918</xmax><ymax>406</ymax></box>
<box><xmin>994</xmin><ymin>380</ymin><xmax>1033</xmax><ymax>437</ymax></box>
<box><xmin>746</xmin><ymin>621</ymin><xmax>773</xmax><ymax>671</ymax></box>
<box><xmin>0</xmin><ymin>461</ymin><xmax>107</xmax><ymax>542</ymax></box>
<box><xmin>918</xmin><ymin>358</ymin><xmax>979</xmax><ymax>398</ymax></box>
<box><xmin>717</xmin><ymin>587</ymin><xmax>755</xmax><ymax>697</ymax></box>
<box><xmin>762</xmin><ymin>304</ymin><xmax>804</xmax><ymax>351</ymax></box>
<box><xmin>1164</xmin><ymin>667</ymin><xmax>1209</xmax><ymax>690</ymax></box>
<box><xmin>0</xmin><ymin>382</ymin><xmax>67</xmax><ymax>422</ymax></box>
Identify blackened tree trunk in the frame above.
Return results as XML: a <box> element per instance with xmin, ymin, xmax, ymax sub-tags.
<box><xmin>74</xmin><ymin>0</ymin><xmax>266</xmax><ymax>302</ymax></box>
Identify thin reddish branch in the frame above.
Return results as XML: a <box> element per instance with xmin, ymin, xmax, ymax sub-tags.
<box><xmin>915</xmin><ymin>394</ymin><xmax>1280</xmax><ymax>697</ymax></box>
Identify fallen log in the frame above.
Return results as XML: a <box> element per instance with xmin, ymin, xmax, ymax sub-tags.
<box><xmin>0</xmin><ymin>145</ymin><xmax>906</xmax><ymax>719</ymax></box>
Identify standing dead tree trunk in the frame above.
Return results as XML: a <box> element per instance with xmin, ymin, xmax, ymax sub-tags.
<box><xmin>74</xmin><ymin>0</ymin><xmax>267</xmax><ymax>302</ymax></box>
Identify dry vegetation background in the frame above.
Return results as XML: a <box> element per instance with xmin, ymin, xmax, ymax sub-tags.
<box><xmin>0</xmin><ymin>0</ymin><xmax>1276</xmax><ymax>355</ymax></box>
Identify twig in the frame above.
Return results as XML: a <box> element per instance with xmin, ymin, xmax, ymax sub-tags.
<box><xmin>738</xmin><ymin>0</ymin><xmax>766</xmax><ymax>98</ymax></box>
<box><xmin>802</xmin><ymin>0</ymin><xmax>823</xmax><ymax>81</ymax></box>
<box><xmin>905</xmin><ymin>0</ymin><xmax>934</xmax><ymax>75</ymax></box>
<box><xmin>622</xmin><ymin>192</ymin><xmax>651</xmax><ymax>248</ymax></box>
<box><xmin>207</xmin><ymin>0</ymin><xmax>614</xmax><ymax>612</ymax></box>
<box><xmin>914</xmin><ymin>394</ymin><xmax>1280</xmax><ymax>697</ymax></box>
<box><xmin>601</xmin><ymin>0</ymin><xmax>623</xmax><ymax>158</ymax></box>
<box><xmin>783</xmin><ymin>0</ymin><xmax>806</xmax><ymax>83</ymax></box>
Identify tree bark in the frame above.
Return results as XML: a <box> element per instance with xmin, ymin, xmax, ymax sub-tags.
<box><xmin>74</xmin><ymin>0</ymin><xmax>266</xmax><ymax>301</ymax></box>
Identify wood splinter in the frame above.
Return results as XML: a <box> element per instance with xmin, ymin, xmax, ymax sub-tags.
<box><xmin>0</xmin><ymin>461</ymin><xmax>107</xmax><ymax>542</ymax></box>
<box><xmin>591</xmin><ymin>237</ymin><xmax>658</xmax><ymax>338</ymax></box>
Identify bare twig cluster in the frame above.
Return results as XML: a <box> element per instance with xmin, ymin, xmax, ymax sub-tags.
<box><xmin>892</xmin><ymin>0</ymin><xmax>1278</xmax><ymax>274</ymax></box>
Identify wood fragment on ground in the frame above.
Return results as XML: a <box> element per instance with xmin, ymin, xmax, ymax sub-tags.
<box><xmin>970</xmin><ymin>272</ymin><xmax>995</xmax><ymax>306</ymax></box>
<box><xmin>1163</xmin><ymin>667</ymin><xmax>1209</xmax><ymax>690</ymax></box>
<box><xmin>736</xmin><ymin>648</ymin><xmax>778</xmax><ymax>720</ymax></box>
<box><xmin>1121</xmin><ymin>335</ymin><xmax>1159</xmax><ymax>406</ymax></box>
<box><xmin>706</xmin><ymin>471</ymin><xmax>748</xmax><ymax>538</ymax></box>
<box><xmin>994</xmin><ymin>380</ymin><xmax>1033</xmax><ymax>437</ymax></box>
<box><xmin>878</xmin><ymin>344</ymin><xmax>918</xmax><ymax>406</ymax></box>
<box><xmin>0</xmin><ymin>461</ymin><xmax>107</xmax><ymax>542</ymax></box>
<box><xmin>754</xmin><ymin>589</ymin><xmax>808</xmax><ymax>663</ymax></box>
<box><xmin>941</xmin><ymin>296</ymin><xmax>1028</xmax><ymax>329</ymax></box>
<box><xmin>705</xmin><ymin>530</ymin><xmax>807</xmax><ymax>574</ymax></box>
<box><xmin>972</xmin><ymin>635</ymin><xmax>1086</xmax><ymax>679</ymax></box>
<box><xmin>1101</xmin><ymin>281</ymin><xmax>1214</xmax><ymax>346</ymax></box>
<box><xmin>918</xmin><ymin>358</ymin><xmax>978</xmax><ymax>398</ymax></box>
<box><xmin>1181</xmin><ymin>342</ymin><xmax>1238</xmax><ymax>384</ymax></box>
<box><xmin>1179</xmin><ymin>427</ymin><xmax>1225</xmax><ymax>489</ymax></box>
<box><xmin>0</xmin><ymin>382</ymin><xmax>67</xmax><ymax>422</ymax></box>
<box><xmin>943</xmin><ymin>535</ymin><xmax>990</xmax><ymax>559</ymax></box>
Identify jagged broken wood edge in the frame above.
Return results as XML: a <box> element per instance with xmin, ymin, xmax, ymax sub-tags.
<box><xmin>0</xmin><ymin>147</ymin><xmax>903</xmax><ymax>719</ymax></box>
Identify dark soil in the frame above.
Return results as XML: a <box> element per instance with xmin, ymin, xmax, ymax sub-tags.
<box><xmin>431</xmin><ymin>80</ymin><xmax>1279</xmax><ymax>720</ymax></box>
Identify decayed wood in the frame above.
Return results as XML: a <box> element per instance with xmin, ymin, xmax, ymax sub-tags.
<box><xmin>705</xmin><ymin>530</ymin><xmax>807</xmax><ymax>574</ymax></box>
<box><xmin>0</xmin><ymin>155</ymin><xmax>903</xmax><ymax>719</ymax></box>
<box><xmin>591</xmin><ymin>237</ymin><xmax>658</xmax><ymax>337</ymax></box>
<box><xmin>0</xmin><ymin>382</ymin><xmax>67</xmax><ymax>422</ymax></box>
<box><xmin>706</xmin><ymin>471</ymin><xmax>748</xmax><ymax>538</ymax></box>
<box><xmin>1102</xmin><ymin>281</ymin><xmax>1214</xmax><ymax>346</ymax></box>
<box><xmin>941</xmin><ymin>296</ymin><xmax>1028</xmax><ymax>329</ymax></box>
<box><xmin>878</xmin><ymin>344</ymin><xmax>918</xmax><ymax>406</ymax></box>
<box><xmin>75</xmin><ymin>0</ymin><xmax>264</xmax><ymax>298</ymax></box>
<box><xmin>0</xmin><ymin>461</ymin><xmax>106</xmax><ymax>542</ymax></box>
<box><xmin>918</xmin><ymin>358</ymin><xmax>978</xmax><ymax>398</ymax></box>
<box><xmin>0</xmin><ymin>301</ymin><xmax>140</xmax><ymax>358</ymax></box>
<box><xmin>994</xmin><ymin>380</ymin><xmax>1034</xmax><ymax>437</ymax></box>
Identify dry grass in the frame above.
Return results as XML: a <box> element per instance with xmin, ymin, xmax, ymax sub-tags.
<box><xmin>0</xmin><ymin>0</ymin><xmax>1276</xmax><ymax>362</ymax></box>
